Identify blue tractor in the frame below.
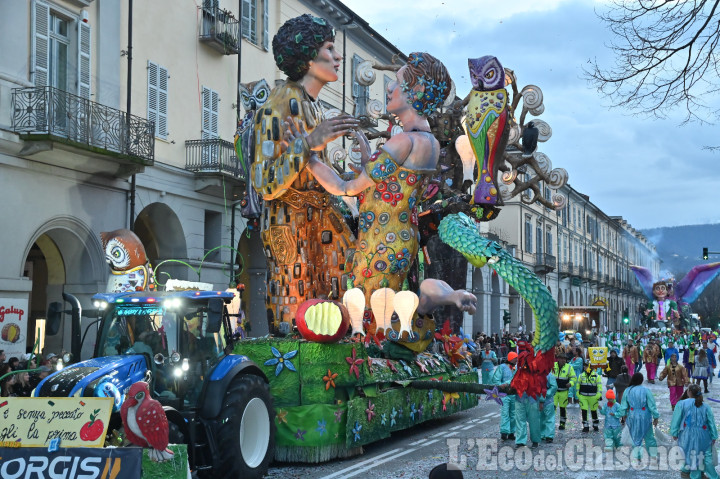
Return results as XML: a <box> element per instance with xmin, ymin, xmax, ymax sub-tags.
<box><xmin>39</xmin><ymin>290</ymin><xmax>275</xmax><ymax>478</ymax></box>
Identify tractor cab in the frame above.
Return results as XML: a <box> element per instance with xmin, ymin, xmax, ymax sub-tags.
<box><xmin>92</xmin><ymin>291</ymin><xmax>233</xmax><ymax>410</ymax></box>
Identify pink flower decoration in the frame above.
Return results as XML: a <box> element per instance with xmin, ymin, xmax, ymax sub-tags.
<box><xmin>366</xmin><ymin>400</ymin><xmax>376</xmax><ymax>422</ymax></box>
<box><xmin>346</xmin><ymin>347</ymin><xmax>365</xmax><ymax>380</ymax></box>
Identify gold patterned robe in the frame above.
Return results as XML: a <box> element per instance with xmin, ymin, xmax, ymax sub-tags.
<box><xmin>251</xmin><ymin>81</ymin><xmax>355</xmax><ymax>328</ymax></box>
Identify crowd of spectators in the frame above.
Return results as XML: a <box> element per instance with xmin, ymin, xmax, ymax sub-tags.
<box><xmin>0</xmin><ymin>349</ymin><xmax>58</xmax><ymax>397</ymax></box>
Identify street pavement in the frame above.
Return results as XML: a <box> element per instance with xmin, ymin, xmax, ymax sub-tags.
<box><xmin>267</xmin><ymin>364</ymin><xmax>720</xmax><ymax>478</ymax></box>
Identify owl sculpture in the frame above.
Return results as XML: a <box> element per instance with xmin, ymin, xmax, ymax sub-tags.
<box><xmin>235</xmin><ymin>79</ymin><xmax>271</xmax><ymax>228</ymax></box>
<box><xmin>464</xmin><ymin>56</ymin><xmax>510</xmax><ymax>211</ymax></box>
<box><xmin>100</xmin><ymin>229</ymin><xmax>153</xmax><ymax>293</ymax></box>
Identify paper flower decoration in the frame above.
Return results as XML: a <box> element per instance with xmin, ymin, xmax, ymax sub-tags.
<box><xmin>343</xmin><ymin>288</ymin><xmax>366</xmax><ymax>336</ymax></box>
<box><xmin>418</xmin><ymin>404</ymin><xmax>424</xmax><ymax>420</ymax></box>
<box><xmin>334</xmin><ymin>409</ymin><xmax>344</xmax><ymax>423</ymax></box>
<box><xmin>428</xmin><ymin>389</ymin><xmax>434</xmax><ymax>401</ymax></box>
<box><xmin>380</xmin><ymin>413</ymin><xmax>387</xmax><ymax>426</ymax></box>
<box><xmin>370</xmin><ymin>288</ymin><xmax>395</xmax><ymax>334</ymax></box>
<box><xmin>365</xmin><ymin>400</ymin><xmax>376</xmax><ymax>422</ymax></box>
<box><xmin>434</xmin><ymin>320</ymin><xmax>462</xmax><ymax>356</ymax></box>
<box><xmin>390</xmin><ymin>407</ymin><xmax>398</xmax><ymax>426</ymax></box>
<box><xmin>346</xmin><ymin>347</ymin><xmax>365</xmax><ymax>379</ymax></box>
<box><xmin>394</xmin><ymin>290</ymin><xmax>419</xmax><ymax>337</ymax></box>
<box><xmin>415</xmin><ymin>360</ymin><xmax>429</xmax><ymax>374</ymax></box>
<box><xmin>448</xmin><ymin>342</ymin><xmax>467</xmax><ymax>367</ymax></box>
<box><xmin>323</xmin><ymin>369</ymin><xmax>338</xmax><ymax>390</ymax></box>
<box><xmin>441</xmin><ymin>396</ymin><xmax>447</xmax><ymax>412</ymax></box>
<box><xmin>316</xmin><ymin>419</ymin><xmax>327</xmax><ymax>436</ymax></box>
<box><xmin>295</xmin><ymin>429</ymin><xmax>307</xmax><ymax>441</ymax></box>
<box><xmin>352</xmin><ymin>421</ymin><xmax>362</xmax><ymax>442</ymax></box>
<box><xmin>276</xmin><ymin>409</ymin><xmax>288</xmax><ymax>424</ymax></box>
<box><xmin>483</xmin><ymin>385</ymin><xmax>507</xmax><ymax>406</ymax></box>
<box><xmin>264</xmin><ymin>346</ymin><xmax>298</xmax><ymax>376</ymax></box>
<box><xmin>410</xmin><ymin>403</ymin><xmax>418</xmax><ymax>421</ymax></box>
<box><xmin>386</xmin><ymin>360</ymin><xmax>397</xmax><ymax>373</ymax></box>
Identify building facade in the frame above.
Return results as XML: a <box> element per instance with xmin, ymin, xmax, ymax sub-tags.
<box><xmin>464</xmin><ymin>181</ymin><xmax>659</xmax><ymax>337</ymax></box>
<box><xmin>0</xmin><ymin>0</ymin><xmax>402</xmax><ymax>358</ymax></box>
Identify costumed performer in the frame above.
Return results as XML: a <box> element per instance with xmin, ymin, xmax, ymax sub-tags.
<box><xmin>540</xmin><ymin>371</ymin><xmax>558</xmax><ymax>443</ymax></box>
<box><xmin>670</xmin><ymin>384</ymin><xmax>719</xmax><ymax>479</ymax></box>
<box><xmin>492</xmin><ymin>351</ymin><xmax>517</xmax><ymax>441</ymax></box>
<box><xmin>616</xmin><ymin>372</ymin><xmax>660</xmax><ymax>459</ymax></box>
<box><xmin>599</xmin><ymin>389</ymin><xmax>622</xmax><ymax>451</ymax></box>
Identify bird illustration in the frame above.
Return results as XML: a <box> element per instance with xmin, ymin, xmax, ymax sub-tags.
<box><xmin>464</xmin><ymin>56</ymin><xmax>510</xmax><ymax>207</ymax></box>
<box><xmin>235</xmin><ymin>79</ymin><xmax>271</xmax><ymax>227</ymax></box>
<box><xmin>120</xmin><ymin>382</ymin><xmax>173</xmax><ymax>462</ymax></box>
<box><xmin>521</xmin><ymin>121</ymin><xmax>538</xmax><ymax>157</ymax></box>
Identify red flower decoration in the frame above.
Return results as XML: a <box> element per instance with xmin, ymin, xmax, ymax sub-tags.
<box><xmin>346</xmin><ymin>347</ymin><xmax>365</xmax><ymax>380</ymax></box>
<box><xmin>434</xmin><ymin>320</ymin><xmax>463</xmax><ymax>356</ymax></box>
<box><xmin>441</xmin><ymin>396</ymin><xmax>447</xmax><ymax>412</ymax></box>
<box><xmin>386</xmin><ymin>360</ymin><xmax>398</xmax><ymax>373</ymax></box>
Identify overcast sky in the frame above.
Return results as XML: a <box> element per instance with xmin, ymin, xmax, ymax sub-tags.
<box><xmin>341</xmin><ymin>0</ymin><xmax>720</xmax><ymax>230</ymax></box>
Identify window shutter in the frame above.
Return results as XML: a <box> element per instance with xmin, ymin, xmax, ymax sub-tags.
<box><xmin>241</xmin><ymin>0</ymin><xmax>250</xmax><ymax>42</ymax></box>
<box><xmin>78</xmin><ymin>21</ymin><xmax>91</xmax><ymax>99</ymax></box>
<box><xmin>32</xmin><ymin>0</ymin><xmax>50</xmax><ymax>87</ymax></box>
<box><xmin>202</xmin><ymin>86</ymin><xmax>219</xmax><ymax>139</ymax></box>
<box><xmin>157</xmin><ymin>65</ymin><xmax>168</xmax><ymax>138</ymax></box>
<box><xmin>147</xmin><ymin>60</ymin><xmax>158</xmax><ymax>136</ymax></box>
<box><xmin>262</xmin><ymin>0</ymin><xmax>269</xmax><ymax>50</ymax></box>
<box><xmin>148</xmin><ymin>61</ymin><xmax>168</xmax><ymax>139</ymax></box>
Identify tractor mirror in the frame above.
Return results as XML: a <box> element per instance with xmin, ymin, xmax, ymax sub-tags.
<box><xmin>207</xmin><ymin>298</ymin><xmax>223</xmax><ymax>333</ymax></box>
<box><xmin>47</xmin><ymin>302</ymin><xmax>63</xmax><ymax>335</ymax></box>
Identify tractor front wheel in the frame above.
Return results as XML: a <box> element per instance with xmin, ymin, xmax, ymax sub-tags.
<box><xmin>216</xmin><ymin>374</ymin><xmax>275</xmax><ymax>478</ymax></box>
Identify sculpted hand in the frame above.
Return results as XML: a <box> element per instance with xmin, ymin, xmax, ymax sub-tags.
<box><xmin>306</xmin><ymin>114</ymin><xmax>360</xmax><ymax>151</ymax></box>
<box><xmin>284</xmin><ymin>118</ymin><xmax>320</xmax><ymax>163</ymax></box>
<box><xmin>352</xmin><ymin>129</ymin><xmax>372</xmax><ymax>168</ymax></box>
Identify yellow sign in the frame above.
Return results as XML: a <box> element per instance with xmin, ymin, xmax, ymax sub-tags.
<box><xmin>589</xmin><ymin>347</ymin><xmax>608</xmax><ymax>368</ymax></box>
<box><xmin>0</xmin><ymin>397</ymin><xmax>113</xmax><ymax>447</ymax></box>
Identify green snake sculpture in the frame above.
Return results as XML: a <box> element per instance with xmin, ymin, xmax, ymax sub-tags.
<box><xmin>438</xmin><ymin>212</ymin><xmax>559</xmax><ymax>398</ymax></box>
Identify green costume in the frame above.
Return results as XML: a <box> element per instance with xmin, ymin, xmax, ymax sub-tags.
<box><xmin>540</xmin><ymin>373</ymin><xmax>558</xmax><ymax>441</ymax></box>
<box><xmin>492</xmin><ymin>363</ymin><xmax>516</xmax><ymax>436</ymax></box>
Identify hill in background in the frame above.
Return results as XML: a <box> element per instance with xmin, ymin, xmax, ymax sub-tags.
<box><xmin>642</xmin><ymin>224</ymin><xmax>720</xmax><ymax>275</ymax></box>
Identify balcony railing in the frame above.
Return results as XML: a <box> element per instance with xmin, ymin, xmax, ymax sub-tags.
<box><xmin>185</xmin><ymin>138</ymin><xmax>244</xmax><ymax>179</ymax></box>
<box><xmin>534</xmin><ymin>253</ymin><xmax>556</xmax><ymax>274</ymax></box>
<box><xmin>199</xmin><ymin>5</ymin><xmax>240</xmax><ymax>54</ymax></box>
<box><xmin>12</xmin><ymin>86</ymin><xmax>154</xmax><ymax>164</ymax></box>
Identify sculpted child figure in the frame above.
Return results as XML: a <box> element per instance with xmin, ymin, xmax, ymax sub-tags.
<box><xmin>252</xmin><ymin>14</ymin><xmax>360</xmax><ymax>331</ymax></box>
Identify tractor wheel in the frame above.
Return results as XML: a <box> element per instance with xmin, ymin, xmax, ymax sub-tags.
<box><xmin>216</xmin><ymin>374</ymin><xmax>275</xmax><ymax>478</ymax></box>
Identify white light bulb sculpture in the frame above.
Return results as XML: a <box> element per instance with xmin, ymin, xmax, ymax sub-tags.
<box><xmin>343</xmin><ymin>288</ymin><xmax>367</xmax><ymax>336</ymax></box>
<box><xmin>394</xmin><ymin>291</ymin><xmax>419</xmax><ymax>338</ymax></box>
<box><xmin>370</xmin><ymin>288</ymin><xmax>396</xmax><ymax>335</ymax></box>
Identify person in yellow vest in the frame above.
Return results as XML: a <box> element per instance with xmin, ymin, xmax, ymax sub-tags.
<box><xmin>553</xmin><ymin>353</ymin><xmax>576</xmax><ymax>430</ymax></box>
<box><xmin>577</xmin><ymin>361</ymin><xmax>603</xmax><ymax>432</ymax></box>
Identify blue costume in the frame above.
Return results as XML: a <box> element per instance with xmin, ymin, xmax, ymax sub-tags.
<box><xmin>515</xmin><ymin>393</ymin><xmax>541</xmax><ymax>446</ymax></box>
<box><xmin>540</xmin><ymin>373</ymin><xmax>558</xmax><ymax>441</ymax></box>
<box><xmin>569</xmin><ymin>356</ymin><xmax>584</xmax><ymax>400</ymax></box>
<box><xmin>670</xmin><ymin>398</ymin><xmax>719</xmax><ymax>479</ymax></box>
<box><xmin>616</xmin><ymin>384</ymin><xmax>660</xmax><ymax>458</ymax></box>
<box><xmin>480</xmin><ymin>349</ymin><xmax>497</xmax><ymax>384</ymax></box>
<box><xmin>599</xmin><ymin>401</ymin><xmax>622</xmax><ymax>450</ymax></box>
<box><xmin>492</xmin><ymin>362</ymin><xmax>516</xmax><ymax>438</ymax></box>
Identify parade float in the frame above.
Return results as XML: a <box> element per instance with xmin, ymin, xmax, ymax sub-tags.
<box><xmin>10</xmin><ymin>14</ymin><xmax>571</xmax><ymax>479</ymax></box>
<box><xmin>631</xmin><ymin>264</ymin><xmax>720</xmax><ymax>330</ymax></box>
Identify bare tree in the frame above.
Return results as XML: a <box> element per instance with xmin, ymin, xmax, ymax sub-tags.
<box><xmin>586</xmin><ymin>0</ymin><xmax>720</xmax><ymax>123</ymax></box>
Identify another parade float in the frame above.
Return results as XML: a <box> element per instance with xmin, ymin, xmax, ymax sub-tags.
<box><xmin>631</xmin><ymin>264</ymin><xmax>720</xmax><ymax>330</ymax></box>
<box><xmin>8</xmin><ymin>15</ymin><xmax>570</xmax><ymax>479</ymax></box>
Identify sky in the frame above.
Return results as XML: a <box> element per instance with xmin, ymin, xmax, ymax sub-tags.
<box><xmin>340</xmin><ymin>0</ymin><xmax>720</xmax><ymax>229</ymax></box>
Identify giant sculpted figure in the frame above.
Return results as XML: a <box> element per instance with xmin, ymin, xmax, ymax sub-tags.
<box><xmin>252</xmin><ymin>15</ymin><xmax>359</xmax><ymax>331</ymax></box>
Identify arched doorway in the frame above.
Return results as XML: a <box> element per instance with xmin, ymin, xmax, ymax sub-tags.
<box><xmin>472</xmin><ymin>267</ymin><xmax>485</xmax><ymax>336</ymax></box>
<box><xmin>134</xmin><ymin>203</ymin><xmax>188</xmax><ymax>284</ymax></box>
<box><xmin>23</xmin><ymin>218</ymin><xmax>105</xmax><ymax>358</ymax></box>
<box><xmin>490</xmin><ymin>271</ymin><xmax>501</xmax><ymax>334</ymax></box>
<box><xmin>236</xmin><ymin>229</ymin><xmax>268</xmax><ymax>337</ymax></box>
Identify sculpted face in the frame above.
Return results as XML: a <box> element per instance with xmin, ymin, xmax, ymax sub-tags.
<box><xmin>306</xmin><ymin>41</ymin><xmax>341</xmax><ymax>84</ymax></box>
<box><xmin>385</xmin><ymin>65</ymin><xmax>412</xmax><ymax>115</ymax></box>
<box><xmin>653</xmin><ymin>283</ymin><xmax>668</xmax><ymax>299</ymax></box>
